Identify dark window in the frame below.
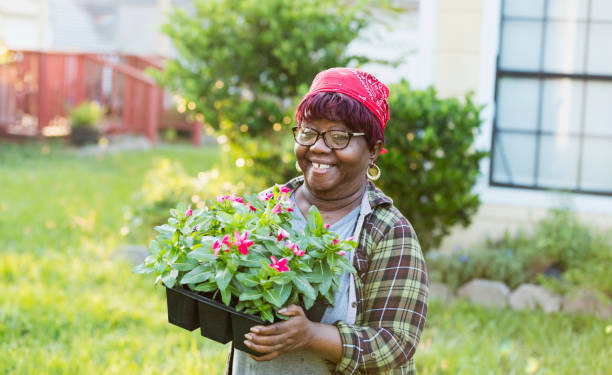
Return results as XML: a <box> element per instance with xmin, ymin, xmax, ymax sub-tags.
<box><xmin>491</xmin><ymin>0</ymin><xmax>612</xmax><ymax>195</ymax></box>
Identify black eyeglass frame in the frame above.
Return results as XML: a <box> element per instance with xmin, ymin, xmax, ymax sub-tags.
<box><xmin>292</xmin><ymin>126</ymin><xmax>365</xmax><ymax>150</ymax></box>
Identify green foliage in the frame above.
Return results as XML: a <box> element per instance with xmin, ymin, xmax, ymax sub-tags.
<box><xmin>154</xmin><ymin>0</ymin><xmax>372</xmax><ymax>185</ymax></box>
<box><xmin>378</xmin><ymin>81</ymin><xmax>488</xmax><ymax>252</ymax></box>
<box><xmin>428</xmin><ymin>209</ymin><xmax>612</xmax><ymax>296</ymax></box>
<box><xmin>134</xmin><ymin>190</ymin><xmax>356</xmax><ymax>322</ymax></box>
<box><xmin>427</xmin><ymin>248</ymin><xmax>527</xmax><ymax>290</ymax></box>
<box><xmin>124</xmin><ymin>157</ymin><xmax>269</xmax><ymax>243</ymax></box>
<box><xmin>68</xmin><ymin>101</ymin><xmax>104</xmax><ymax>127</ymax></box>
<box><xmin>486</xmin><ymin>209</ymin><xmax>612</xmax><ymax>296</ymax></box>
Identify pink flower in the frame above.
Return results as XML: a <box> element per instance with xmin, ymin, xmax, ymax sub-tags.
<box><xmin>279</xmin><ymin>185</ymin><xmax>291</xmax><ymax>194</ymax></box>
<box><xmin>229</xmin><ymin>194</ymin><xmax>244</xmax><ymax>204</ymax></box>
<box><xmin>271</xmin><ymin>203</ymin><xmax>282</xmax><ymax>214</ymax></box>
<box><xmin>324</xmin><ymin>223</ymin><xmax>330</xmax><ymax>229</ymax></box>
<box><xmin>185</xmin><ymin>208</ymin><xmax>193</xmax><ymax>217</ymax></box>
<box><xmin>212</xmin><ymin>240</ymin><xmax>222</xmax><ymax>257</ymax></box>
<box><xmin>221</xmin><ymin>234</ymin><xmax>232</xmax><ymax>251</ymax></box>
<box><xmin>258</xmin><ymin>192</ymin><xmax>274</xmax><ymax>201</ymax></box>
<box><xmin>245</xmin><ymin>202</ymin><xmax>257</xmax><ymax>212</ymax></box>
<box><xmin>216</xmin><ymin>195</ymin><xmax>229</xmax><ymax>203</ymax></box>
<box><xmin>331</xmin><ymin>238</ymin><xmax>339</xmax><ymax>246</ymax></box>
<box><xmin>233</xmin><ymin>230</ymin><xmax>254</xmax><ymax>255</ymax></box>
<box><xmin>269</xmin><ymin>256</ymin><xmax>290</xmax><ymax>272</ymax></box>
<box><xmin>346</xmin><ymin>236</ymin><xmax>354</xmax><ymax>242</ymax></box>
<box><xmin>338</xmin><ymin>250</ymin><xmax>346</xmax><ymax>256</ymax></box>
<box><xmin>277</xmin><ymin>228</ymin><xmax>289</xmax><ymax>241</ymax></box>
<box><xmin>285</xmin><ymin>241</ymin><xmax>305</xmax><ymax>256</ymax></box>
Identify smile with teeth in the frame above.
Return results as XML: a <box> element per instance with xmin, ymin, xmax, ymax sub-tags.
<box><xmin>312</xmin><ymin>162</ymin><xmax>332</xmax><ymax>169</ymax></box>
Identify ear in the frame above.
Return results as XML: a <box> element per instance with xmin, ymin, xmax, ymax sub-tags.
<box><xmin>369</xmin><ymin>141</ymin><xmax>384</xmax><ymax>164</ymax></box>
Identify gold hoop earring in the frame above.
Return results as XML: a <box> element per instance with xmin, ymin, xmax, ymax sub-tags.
<box><xmin>296</xmin><ymin>161</ymin><xmax>302</xmax><ymax>173</ymax></box>
<box><xmin>367</xmin><ymin>163</ymin><xmax>381</xmax><ymax>181</ymax></box>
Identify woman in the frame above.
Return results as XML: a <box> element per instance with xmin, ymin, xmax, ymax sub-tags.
<box><xmin>230</xmin><ymin>68</ymin><xmax>428</xmax><ymax>374</ymax></box>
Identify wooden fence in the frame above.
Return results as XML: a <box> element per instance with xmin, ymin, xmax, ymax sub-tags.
<box><xmin>0</xmin><ymin>50</ymin><xmax>200</xmax><ymax>145</ymax></box>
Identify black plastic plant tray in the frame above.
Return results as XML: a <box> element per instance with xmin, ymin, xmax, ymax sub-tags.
<box><xmin>165</xmin><ymin>286</ymin><xmax>330</xmax><ymax>356</ymax></box>
<box><xmin>166</xmin><ymin>287</ymin><xmax>199</xmax><ymax>331</ymax></box>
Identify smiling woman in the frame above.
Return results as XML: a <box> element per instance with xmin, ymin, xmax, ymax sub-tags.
<box><xmin>230</xmin><ymin>68</ymin><xmax>429</xmax><ymax>375</ymax></box>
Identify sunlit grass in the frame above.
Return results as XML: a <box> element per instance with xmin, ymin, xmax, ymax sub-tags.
<box><xmin>1</xmin><ymin>141</ymin><xmax>610</xmax><ymax>374</ymax></box>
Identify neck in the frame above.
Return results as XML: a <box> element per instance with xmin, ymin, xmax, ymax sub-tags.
<box><xmin>298</xmin><ymin>180</ymin><xmax>366</xmax><ymax>214</ymax></box>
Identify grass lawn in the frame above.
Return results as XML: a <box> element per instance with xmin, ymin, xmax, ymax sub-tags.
<box><xmin>1</xmin><ymin>141</ymin><xmax>610</xmax><ymax>374</ymax></box>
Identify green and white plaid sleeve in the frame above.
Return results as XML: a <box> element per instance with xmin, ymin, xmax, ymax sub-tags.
<box><xmin>333</xmin><ymin>205</ymin><xmax>428</xmax><ymax>374</ymax></box>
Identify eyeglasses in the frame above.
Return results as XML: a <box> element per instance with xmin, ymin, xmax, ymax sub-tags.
<box><xmin>292</xmin><ymin>126</ymin><xmax>365</xmax><ymax>150</ymax></box>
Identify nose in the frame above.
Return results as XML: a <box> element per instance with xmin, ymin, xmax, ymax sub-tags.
<box><xmin>309</xmin><ymin>134</ymin><xmax>331</xmax><ymax>153</ymax></box>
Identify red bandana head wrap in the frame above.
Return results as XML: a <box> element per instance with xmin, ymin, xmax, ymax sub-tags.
<box><xmin>295</xmin><ymin>67</ymin><xmax>390</xmax><ymax>153</ymax></box>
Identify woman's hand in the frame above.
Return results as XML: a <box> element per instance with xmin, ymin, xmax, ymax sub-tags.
<box><xmin>244</xmin><ymin>304</ymin><xmax>314</xmax><ymax>361</ymax></box>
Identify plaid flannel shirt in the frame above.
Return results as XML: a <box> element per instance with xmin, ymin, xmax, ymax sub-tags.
<box><xmin>226</xmin><ymin>177</ymin><xmax>428</xmax><ymax>375</ymax></box>
<box><xmin>284</xmin><ymin>176</ymin><xmax>429</xmax><ymax>374</ymax></box>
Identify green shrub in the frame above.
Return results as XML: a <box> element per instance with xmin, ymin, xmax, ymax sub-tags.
<box><xmin>427</xmin><ymin>248</ymin><xmax>527</xmax><ymax>290</ymax></box>
<box><xmin>68</xmin><ymin>101</ymin><xmax>104</xmax><ymax>127</ymax></box>
<box><xmin>378</xmin><ymin>81</ymin><xmax>488</xmax><ymax>252</ymax></box>
<box><xmin>124</xmin><ymin>158</ymin><xmax>268</xmax><ymax>242</ymax></box>
<box><xmin>154</xmin><ymin>0</ymin><xmax>374</xmax><ymax>186</ymax></box>
<box><xmin>429</xmin><ymin>209</ymin><xmax>612</xmax><ymax>297</ymax></box>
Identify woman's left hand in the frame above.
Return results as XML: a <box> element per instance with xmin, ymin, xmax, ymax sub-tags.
<box><xmin>244</xmin><ymin>304</ymin><xmax>314</xmax><ymax>361</ymax></box>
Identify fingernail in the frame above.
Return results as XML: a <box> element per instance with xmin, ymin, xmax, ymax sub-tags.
<box><xmin>244</xmin><ymin>340</ymin><xmax>251</xmax><ymax>346</ymax></box>
<box><xmin>278</xmin><ymin>308</ymin><xmax>287</xmax><ymax>314</ymax></box>
<box><xmin>250</xmin><ymin>327</ymin><xmax>260</xmax><ymax>333</ymax></box>
<box><xmin>244</xmin><ymin>333</ymin><xmax>252</xmax><ymax>340</ymax></box>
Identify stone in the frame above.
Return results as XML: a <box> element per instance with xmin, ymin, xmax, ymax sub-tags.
<box><xmin>562</xmin><ymin>289</ymin><xmax>612</xmax><ymax>319</ymax></box>
<box><xmin>113</xmin><ymin>244</ymin><xmax>149</xmax><ymax>266</ymax></box>
<box><xmin>428</xmin><ymin>282</ymin><xmax>454</xmax><ymax>303</ymax></box>
<box><xmin>457</xmin><ymin>279</ymin><xmax>510</xmax><ymax>308</ymax></box>
<box><xmin>509</xmin><ymin>284</ymin><xmax>561</xmax><ymax>313</ymax></box>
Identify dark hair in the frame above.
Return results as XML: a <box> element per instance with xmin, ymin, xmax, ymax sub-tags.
<box><xmin>295</xmin><ymin>92</ymin><xmax>384</xmax><ymax>150</ymax></box>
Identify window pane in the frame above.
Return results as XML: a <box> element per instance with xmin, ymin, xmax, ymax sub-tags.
<box><xmin>580</xmin><ymin>138</ymin><xmax>612</xmax><ymax>191</ymax></box>
<box><xmin>538</xmin><ymin>135</ymin><xmax>579</xmax><ymax>189</ymax></box>
<box><xmin>547</xmin><ymin>0</ymin><xmax>589</xmax><ymax>21</ymax></box>
<box><xmin>492</xmin><ymin>132</ymin><xmax>536</xmax><ymax>185</ymax></box>
<box><xmin>584</xmin><ymin>81</ymin><xmax>612</xmax><ymax>136</ymax></box>
<box><xmin>543</xmin><ymin>21</ymin><xmax>586</xmax><ymax>73</ymax></box>
<box><xmin>591</xmin><ymin>0</ymin><xmax>612</xmax><ymax>21</ymax></box>
<box><xmin>541</xmin><ymin>79</ymin><xmax>584</xmax><ymax>134</ymax></box>
<box><xmin>586</xmin><ymin>24</ymin><xmax>612</xmax><ymax>75</ymax></box>
<box><xmin>500</xmin><ymin>20</ymin><xmax>543</xmax><ymax>70</ymax></box>
<box><xmin>497</xmin><ymin>78</ymin><xmax>540</xmax><ymax>131</ymax></box>
<box><xmin>503</xmin><ymin>0</ymin><xmax>545</xmax><ymax>18</ymax></box>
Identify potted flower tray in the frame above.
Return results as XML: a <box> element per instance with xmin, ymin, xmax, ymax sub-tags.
<box><xmin>166</xmin><ymin>286</ymin><xmax>327</xmax><ymax>356</ymax></box>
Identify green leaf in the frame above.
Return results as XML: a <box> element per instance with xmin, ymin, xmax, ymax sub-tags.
<box><xmin>262</xmin><ymin>284</ymin><xmax>292</xmax><ymax>309</ymax></box>
<box><xmin>217</xmin><ymin>212</ymin><xmax>234</xmax><ymax>225</ymax></box>
<box><xmin>193</xmin><ymin>281</ymin><xmax>217</xmax><ymax>292</ymax></box>
<box><xmin>260</xmin><ymin>308</ymin><xmax>275</xmax><ymax>323</ymax></box>
<box><xmin>239</xmin><ymin>289</ymin><xmax>263</xmax><ymax>301</ymax></box>
<box><xmin>293</xmin><ymin>275</ymin><xmax>316</xmax><ymax>300</ymax></box>
<box><xmin>220</xmin><ymin>287</ymin><xmax>232</xmax><ymax>306</ymax></box>
<box><xmin>180</xmin><ymin>265</ymin><xmax>213</xmax><ymax>284</ymax></box>
<box><xmin>149</xmin><ymin>240</ymin><xmax>162</xmax><ymax>256</ymax></box>
<box><xmin>236</xmin><ymin>273</ymin><xmax>260</xmax><ymax>287</ymax></box>
<box><xmin>162</xmin><ymin>269</ymin><xmax>179</xmax><ymax>288</ymax></box>
<box><xmin>188</xmin><ymin>248</ymin><xmax>216</xmax><ymax>262</ymax></box>
<box><xmin>296</xmin><ymin>262</ymin><xmax>313</xmax><ymax>273</ymax></box>
<box><xmin>173</xmin><ymin>257</ymin><xmax>198</xmax><ymax>271</ymax></box>
<box><xmin>302</xmin><ymin>295</ymin><xmax>315</xmax><ymax>310</ymax></box>
<box><xmin>215</xmin><ymin>267</ymin><xmax>233</xmax><ymax>291</ymax></box>
<box><xmin>305</xmin><ymin>262</ymin><xmax>324</xmax><ymax>283</ymax></box>
<box><xmin>271</xmin><ymin>271</ymin><xmax>295</xmax><ymax>285</ymax></box>
<box><xmin>319</xmin><ymin>265</ymin><xmax>332</xmax><ymax>295</ymax></box>
<box><xmin>132</xmin><ymin>263</ymin><xmax>152</xmax><ymax>274</ymax></box>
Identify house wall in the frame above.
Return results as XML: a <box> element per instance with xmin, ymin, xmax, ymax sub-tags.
<box><xmin>419</xmin><ymin>0</ymin><xmax>612</xmax><ymax>251</ymax></box>
<box><xmin>0</xmin><ymin>0</ymin><xmax>51</xmax><ymax>49</ymax></box>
